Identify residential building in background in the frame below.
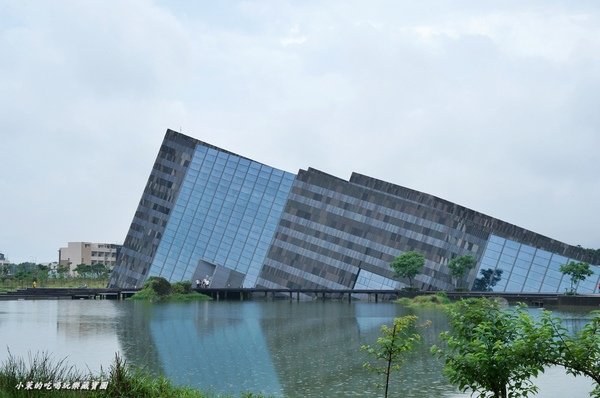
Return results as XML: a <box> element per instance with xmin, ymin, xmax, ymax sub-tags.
<box><xmin>0</xmin><ymin>253</ymin><xmax>8</xmax><ymax>266</ymax></box>
<box><xmin>58</xmin><ymin>242</ymin><xmax>121</xmax><ymax>273</ymax></box>
<box><xmin>109</xmin><ymin>129</ymin><xmax>600</xmax><ymax>293</ymax></box>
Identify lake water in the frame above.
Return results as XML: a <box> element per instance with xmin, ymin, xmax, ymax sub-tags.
<box><xmin>0</xmin><ymin>299</ymin><xmax>595</xmax><ymax>397</ymax></box>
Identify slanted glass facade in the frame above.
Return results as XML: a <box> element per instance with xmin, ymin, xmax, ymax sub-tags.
<box><xmin>148</xmin><ymin>144</ymin><xmax>294</xmax><ymax>288</ymax></box>
<box><xmin>111</xmin><ymin>129</ymin><xmax>599</xmax><ymax>292</ymax></box>
<box><xmin>109</xmin><ymin>130</ymin><xmax>294</xmax><ymax>288</ymax></box>
<box><xmin>478</xmin><ymin>234</ymin><xmax>600</xmax><ymax>293</ymax></box>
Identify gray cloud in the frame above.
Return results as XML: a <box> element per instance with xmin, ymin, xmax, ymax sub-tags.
<box><xmin>1</xmin><ymin>0</ymin><xmax>599</xmax><ymax>263</ymax></box>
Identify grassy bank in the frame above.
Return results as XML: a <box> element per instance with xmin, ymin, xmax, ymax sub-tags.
<box><xmin>0</xmin><ymin>351</ymin><xmax>267</xmax><ymax>398</ymax></box>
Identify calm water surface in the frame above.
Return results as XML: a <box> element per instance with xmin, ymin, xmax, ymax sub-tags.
<box><xmin>0</xmin><ymin>299</ymin><xmax>595</xmax><ymax>397</ymax></box>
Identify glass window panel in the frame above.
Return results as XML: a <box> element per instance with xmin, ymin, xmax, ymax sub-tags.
<box><xmin>504</xmin><ymin>279</ymin><xmax>523</xmax><ymax>292</ymax></box>
<box><xmin>511</xmin><ymin>266</ymin><xmax>528</xmax><ymax>278</ymax></box>
<box><xmin>551</xmin><ymin>254</ymin><xmax>569</xmax><ymax>265</ymax></box>
<box><xmin>518</xmin><ymin>244</ymin><xmax>535</xmax><ymax>254</ymax></box>
<box><xmin>481</xmin><ymin>257</ymin><xmax>499</xmax><ymax>269</ymax></box>
<box><xmin>486</xmin><ymin>242</ymin><xmax>503</xmax><ymax>253</ymax></box>
<box><xmin>535</xmin><ymin>249</ymin><xmax>552</xmax><ymax>260</ymax></box>
<box><xmin>527</xmin><ymin>271</ymin><xmax>544</xmax><ymax>282</ymax></box>
<box><xmin>492</xmin><ymin>272</ymin><xmax>508</xmax><ymax>289</ymax></box>
<box><xmin>514</xmin><ymin>258</ymin><xmax>531</xmax><ymax>268</ymax></box>
<box><xmin>516</xmin><ymin>251</ymin><xmax>534</xmax><ymax>262</ymax></box>
<box><xmin>540</xmin><ymin>283</ymin><xmax>559</xmax><ymax>293</ymax></box>
<box><xmin>504</xmin><ymin>240</ymin><xmax>520</xmax><ymax>250</ymax></box>
<box><xmin>498</xmin><ymin>254</ymin><xmax>516</xmax><ymax>267</ymax></box>
<box><xmin>523</xmin><ymin>281</ymin><xmax>541</xmax><ymax>292</ymax></box>
<box><xmin>502</xmin><ymin>247</ymin><xmax>518</xmax><ymax>258</ymax></box>
<box><xmin>545</xmin><ymin>267</ymin><xmax>562</xmax><ymax>279</ymax></box>
<box><xmin>558</xmin><ymin>278</ymin><xmax>571</xmax><ymax>293</ymax></box>
<box><xmin>489</xmin><ymin>235</ymin><xmax>506</xmax><ymax>245</ymax></box>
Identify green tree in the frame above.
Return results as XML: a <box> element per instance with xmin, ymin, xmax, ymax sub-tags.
<box><xmin>538</xmin><ymin>310</ymin><xmax>600</xmax><ymax>396</ymax></box>
<box><xmin>14</xmin><ymin>265</ymin><xmax>32</xmax><ymax>287</ymax></box>
<box><xmin>56</xmin><ymin>263</ymin><xmax>70</xmax><ymax>279</ymax></box>
<box><xmin>75</xmin><ymin>263</ymin><xmax>91</xmax><ymax>278</ymax></box>
<box><xmin>0</xmin><ymin>265</ymin><xmax>8</xmax><ymax>281</ymax></box>
<box><xmin>361</xmin><ymin>315</ymin><xmax>422</xmax><ymax>398</ymax></box>
<box><xmin>472</xmin><ymin>268</ymin><xmax>503</xmax><ymax>292</ymax></box>
<box><xmin>390</xmin><ymin>251</ymin><xmax>425</xmax><ymax>288</ymax></box>
<box><xmin>559</xmin><ymin>261</ymin><xmax>593</xmax><ymax>294</ymax></box>
<box><xmin>432</xmin><ymin>298</ymin><xmax>550</xmax><ymax>398</ymax></box>
<box><xmin>90</xmin><ymin>263</ymin><xmax>109</xmax><ymax>278</ymax></box>
<box><xmin>33</xmin><ymin>264</ymin><xmax>49</xmax><ymax>286</ymax></box>
<box><xmin>448</xmin><ymin>254</ymin><xmax>477</xmax><ymax>289</ymax></box>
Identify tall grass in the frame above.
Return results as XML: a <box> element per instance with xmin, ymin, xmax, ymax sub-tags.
<box><xmin>101</xmin><ymin>353</ymin><xmax>206</xmax><ymax>398</ymax></box>
<box><xmin>0</xmin><ymin>350</ymin><xmax>89</xmax><ymax>397</ymax></box>
<box><xmin>0</xmin><ymin>351</ymin><xmax>269</xmax><ymax>398</ymax></box>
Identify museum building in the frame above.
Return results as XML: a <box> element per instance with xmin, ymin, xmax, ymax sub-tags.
<box><xmin>108</xmin><ymin>129</ymin><xmax>600</xmax><ymax>293</ymax></box>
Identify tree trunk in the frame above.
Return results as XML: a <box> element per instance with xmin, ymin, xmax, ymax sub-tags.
<box><xmin>384</xmin><ymin>322</ymin><xmax>398</xmax><ymax>398</ymax></box>
<box><xmin>492</xmin><ymin>383</ymin><xmax>508</xmax><ymax>398</ymax></box>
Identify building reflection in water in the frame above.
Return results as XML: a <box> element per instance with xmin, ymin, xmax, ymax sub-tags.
<box><xmin>114</xmin><ymin>300</ymin><xmax>459</xmax><ymax>397</ymax></box>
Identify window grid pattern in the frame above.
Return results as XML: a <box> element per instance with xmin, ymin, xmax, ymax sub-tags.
<box><xmin>354</xmin><ymin>269</ymin><xmax>398</xmax><ymax>290</ymax></box>
<box><xmin>259</xmin><ymin>170</ymin><xmax>485</xmax><ymax>291</ymax></box>
<box><xmin>478</xmin><ymin>235</ymin><xmax>600</xmax><ymax>293</ymax></box>
<box><xmin>148</xmin><ymin>144</ymin><xmax>294</xmax><ymax>287</ymax></box>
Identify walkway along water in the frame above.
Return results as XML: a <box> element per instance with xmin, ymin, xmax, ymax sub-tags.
<box><xmin>2</xmin><ymin>287</ymin><xmax>599</xmax><ymax>306</ymax></box>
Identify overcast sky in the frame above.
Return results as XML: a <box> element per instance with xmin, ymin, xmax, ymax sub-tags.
<box><xmin>1</xmin><ymin>0</ymin><xmax>599</xmax><ymax>264</ymax></box>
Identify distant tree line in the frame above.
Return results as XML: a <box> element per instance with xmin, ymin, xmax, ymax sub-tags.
<box><xmin>0</xmin><ymin>263</ymin><xmax>49</xmax><ymax>287</ymax></box>
<box><xmin>0</xmin><ymin>262</ymin><xmax>111</xmax><ymax>288</ymax></box>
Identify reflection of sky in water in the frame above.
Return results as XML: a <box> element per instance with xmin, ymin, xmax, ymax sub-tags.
<box><xmin>149</xmin><ymin>302</ymin><xmax>282</xmax><ymax>396</ymax></box>
<box><xmin>0</xmin><ymin>300</ymin><xmax>121</xmax><ymax>373</ymax></box>
<box><xmin>0</xmin><ymin>300</ymin><xmax>597</xmax><ymax>397</ymax></box>
<box><xmin>355</xmin><ymin>302</ymin><xmax>408</xmax><ymax>333</ymax></box>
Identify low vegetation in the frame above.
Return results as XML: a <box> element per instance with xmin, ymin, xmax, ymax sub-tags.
<box><xmin>0</xmin><ymin>351</ymin><xmax>267</xmax><ymax>398</ymax></box>
<box><xmin>0</xmin><ymin>262</ymin><xmax>110</xmax><ymax>290</ymax></box>
<box><xmin>395</xmin><ymin>292</ymin><xmax>452</xmax><ymax>307</ymax></box>
<box><xmin>129</xmin><ymin>277</ymin><xmax>211</xmax><ymax>302</ymax></box>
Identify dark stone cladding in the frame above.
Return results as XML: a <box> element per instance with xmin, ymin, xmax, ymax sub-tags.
<box><xmin>260</xmin><ymin>168</ymin><xmax>487</xmax><ymax>290</ymax></box>
<box><xmin>110</xmin><ymin>129</ymin><xmax>257</xmax><ymax>288</ymax></box>
<box><xmin>260</xmin><ymin>166</ymin><xmax>596</xmax><ymax>291</ymax></box>
<box><xmin>349</xmin><ymin>172</ymin><xmax>597</xmax><ymax>263</ymax></box>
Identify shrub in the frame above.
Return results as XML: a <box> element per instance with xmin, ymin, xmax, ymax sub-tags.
<box><xmin>171</xmin><ymin>281</ymin><xmax>192</xmax><ymax>295</ymax></box>
<box><xmin>396</xmin><ymin>293</ymin><xmax>451</xmax><ymax>307</ymax></box>
<box><xmin>143</xmin><ymin>277</ymin><xmax>171</xmax><ymax>297</ymax></box>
